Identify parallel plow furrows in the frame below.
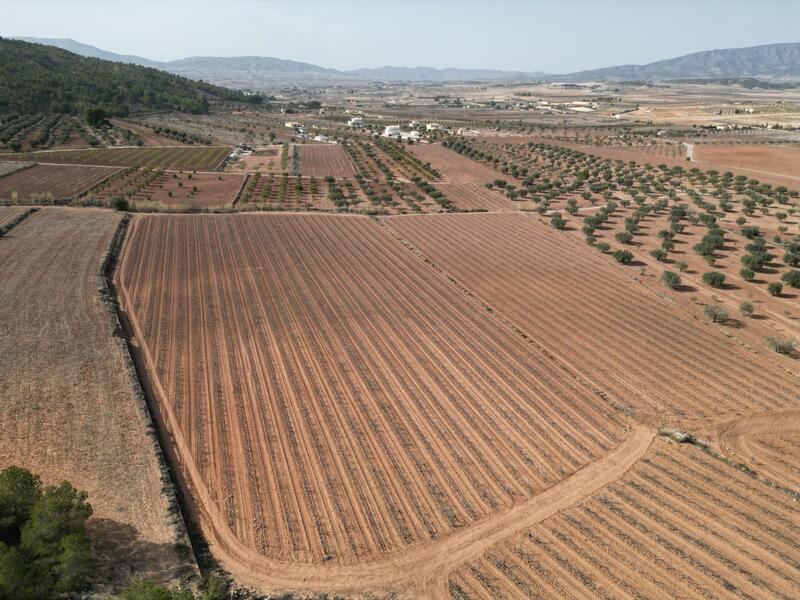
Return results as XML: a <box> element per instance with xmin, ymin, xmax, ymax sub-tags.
<box><xmin>408</xmin><ymin>144</ymin><xmax>513</xmax><ymax>186</ymax></box>
<box><xmin>0</xmin><ymin>206</ymin><xmax>30</xmax><ymax>229</ymax></box>
<box><xmin>447</xmin><ymin>439</ymin><xmax>800</xmax><ymax>600</ymax></box>
<box><xmin>117</xmin><ymin>213</ymin><xmax>628</xmax><ymax>565</ymax></box>
<box><xmin>298</xmin><ymin>145</ymin><xmax>356</xmax><ymax>178</ymax></box>
<box><xmin>434</xmin><ymin>183</ymin><xmax>516</xmax><ymax>212</ymax></box>
<box><xmin>383</xmin><ymin>212</ymin><xmax>798</xmax><ymax>423</ymax></box>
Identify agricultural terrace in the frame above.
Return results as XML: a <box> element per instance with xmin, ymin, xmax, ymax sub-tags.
<box><xmin>0</xmin><ymin>163</ymin><xmax>120</xmax><ymax>202</ymax></box>
<box><xmin>439</xmin><ymin>137</ymin><xmax>800</xmax><ymax>344</ymax></box>
<box><xmin>84</xmin><ymin>168</ymin><xmax>245</xmax><ymax>210</ymax></box>
<box><xmin>383</xmin><ymin>212</ymin><xmax>799</xmax><ymax>427</ymax></box>
<box><xmin>297</xmin><ymin>144</ymin><xmax>356</xmax><ymax>178</ymax></box>
<box><xmin>447</xmin><ymin>438</ymin><xmax>800</xmax><ymax>600</ymax></box>
<box><xmin>116</xmin><ymin>213</ymin><xmax>629</xmax><ymax>574</ymax></box>
<box><xmin>0</xmin><ymin>208</ymin><xmax>191</xmax><ymax>585</ymax></box>
<box><xmin>0</xmin><ymin>145</ymin><xmax>232</xmax><ymax>171</ymax></box>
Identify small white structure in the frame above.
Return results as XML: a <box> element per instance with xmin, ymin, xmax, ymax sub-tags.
<box><xmin>382</xmin><ymin>125</ymin><xmax>402</xmax><ymax>139</ymax></box>
<box><xmin>401</xmin><ymin>130</ymin><xmax>421</xmax><ymax>141</ymax></box>
<box><xmin>285</xmin><ymin>121</ymin><xmax>301</xmax><ymax>129</ymax></box>
<box><xmin>426</xmin><ymin>123</ymin><xmax>442</xmax><ymax>131</ymax></box>
<box><xmin>314</xmin><ymin>135</ymin><xmax>329</xmax><ymax>142</ymax></box>
<box><xmin>348</xmin><ymin>117</ymin><xmax>364</xmax><ymax>128</ymax></box>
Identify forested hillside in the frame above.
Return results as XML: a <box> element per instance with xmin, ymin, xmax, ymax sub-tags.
<box><xmin>0</xmin><ymin>37</ymin><xmax>260</xmax><ymax>115</ymax></box>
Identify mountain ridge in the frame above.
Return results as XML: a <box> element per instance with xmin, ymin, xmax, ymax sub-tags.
<box><xmin>12</xmin><ymin>37</ymin><xmax>800</xmax><ymax>85</ymax></box>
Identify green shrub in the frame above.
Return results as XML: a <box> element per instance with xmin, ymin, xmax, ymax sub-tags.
<box><xmin>550</xmin><ymin>211</ymin><xmax>567</xmax><ymax>230</ymax></box>
<box><xmin>675</xmin><ymin>261</ymin><xmax>688</xmax><ymax>273</ymax></box>
<box><xmin>649</xmin><ymin>249</ymin><xmax>667</xmax><ymax>261</ymax></box>
<box><xmin>0</xmin><ymin>467</ymin><xmax>92</xmax><ymax>600</ymax></box>
<box><xmin>595</xmin><ymin>242</ymin><xmax>610</xmax><ymax>253</ymax></box>
<box><xmin>739</xmin><ymin>268</ymin><xmax>755</xmax><ymax>282</ymax></box>
<box><xmin>615</xmin><ymin>231</ymin><xmax>633</xmax><ymax>244</ymax></box>
<box><xmin>660</xmin><ymin>271</ymin><xmax>681</xmax><ymax>289</ymax></box>
<box><xmin>768</xmin><ymin>281</ymin><xmax>783</xmax><ymax>296</ymax></box>
<box><xmin>766</xmin><ymin>336</ymin><xmax>797</xmax><ymax>356</ymax></box>
<box><xmin>781</xmin><ymin>270</ymin><xmax>800</xmax><ymax>288</ymax></box>
<box><xmin>613</xmin><ymin>249</ymin><xmax>633</xmax><ymax>264</ymax></box>
<box><xmin>739</xmin><ymin>301</ymin><xmax>754</xmax><ymax>317</ymax></box>
<box><xmin>704</xmin><ymin>305</ymin><xmax>728</xmax><ymax>323</ymax></box>
<box><xmin>702</xmin><ymin>271</ymin><xmax>725</xmax><ymax>288</ymax></box>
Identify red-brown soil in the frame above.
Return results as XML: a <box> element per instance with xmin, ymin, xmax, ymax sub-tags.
<box><xmin>383</xmin><ymin>212</ymin><xmax>798</xmax><ymax>428</ymax></box>
<box><xmin>132</xmin><ymin>171</ymin><xmax>244</xmax><ymax>209</ymax></box>
<box><xmin>695</xmin><ymin>144</ymin><xmax>800</xmax><ymax>179</ymax></box>
<box><xmin>0</xmin><ymin>163</ymin><xmax>120</xmax><ymax>201</ymax></box>
<box><xmin>298</xmin><ymin>144</ymin><xmax>356</xmax><ymax>177</ymax></box>
<box><xmin>447</xmin><ymin>437</ymin><xmax>800</xmax><ymax>599</ymax></box>
<box><xmin>116</xmin><ymin>213</ymin><xmax>630</xmax><ymax>593</ymax></box>
<box><xmin>0</xmin><ymin>208</ymin><xmax>193</xmax><ymax>590</ymax></box>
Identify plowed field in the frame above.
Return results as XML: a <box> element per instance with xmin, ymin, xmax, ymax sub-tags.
<box><xmin>447</xmin><ymin>438</ymin><xmax>800</xmax><ymax>600</ymax></box>
<box><xmin>383</xmin><ymin>212</ymin><xmax>798</xmax><ymax>426</ymax></box>
<box><xmin>0</xmin><ymin>146</ymin><xmax>231</xmax><ymax>171</ymax></box>
<box><xmin>0</xmin><ymin>208</ymin><xmax>191</xmax><ymax>588</ymax></box>
<box><xmin>0</xmin><ymin>163</ymin><xmax>120</xmax><ymax>201</ymax></box>
<box><xmin>298</xmin><ymin>144</ymin><xmax>356</xmax><ymax>177</ymax></box>
<box><xmin>116</xmin><ymin>213</ymin><xmax>630</xmax><ymax>586</ymax></box>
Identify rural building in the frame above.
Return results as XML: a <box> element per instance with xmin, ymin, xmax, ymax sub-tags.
<box><xmin>348</xmin><ymin>117</ymin><xmax>364</xmax><ymax>128</ymax></box>
<box><xmin>382</xmin><ymin>125</ymin><xmax>402</xmax><ymax>139</ymax></box>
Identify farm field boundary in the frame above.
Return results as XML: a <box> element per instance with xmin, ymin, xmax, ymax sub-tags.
<box><xmin>95</xmin><ymin>276</ymin><xmax>652</xmax><ymax>600</ymax></box>
<box><xmin>115</xmin><ymin>213</ymin><xmax>634</xmax><ymax>594</ymax></box>
<box><xmin>101</xmin><ymin>214</ymin><xmax>200</xmax><ymax>576</ymax></box>
<box><xmin>0</xmin><ymin>206</ymin><xmax>36</xmax><ymax>235</ymax></box>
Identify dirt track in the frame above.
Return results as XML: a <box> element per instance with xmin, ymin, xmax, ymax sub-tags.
<box><xmin>154</xmin><ymin>422</ymin><xmax>651</xmax><ymax>598</ymax></box>
<box><xmin>720</xmin><ymin>411</ymin><xmax>800</xmax><ymax>490</ymax></box>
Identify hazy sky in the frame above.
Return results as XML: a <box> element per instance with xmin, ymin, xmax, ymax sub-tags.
<box><xmin>3</xmin><ymin>0</ymin><xmax>799</xmax><ymax>72</ymax></box>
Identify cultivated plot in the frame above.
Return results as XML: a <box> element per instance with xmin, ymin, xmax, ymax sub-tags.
<box><xmin>0</xmin><ymin>163</ymin><xmax>120</xmax><ymax>201</ymax></box>
<box><xmin>0</xmin><ymin>208</ymin><xmax>191</xmax><ymax>587</ymax></box>
<box><xmin>297</xmin><ymin>144</ymin><xmax>356</xmax><ymax>178</ymax></box>
<box><xmin>383</xmin><ymin>212</ymin><xmax>798</xmax><ymax>426</ymax></box>
<box><xmin>447</xmin><ymin>438</ymin><xmax>800</xmax><ymax>600</ymax></box>
<box><xmin>0</xmin><ymin>145</ymin><xmax>231</xmax><ymax>171</ymax></box>
<box><xmin>116</xmin><ymin>213</ymin><xmax>629</xmax><ymax>582</ymax></box>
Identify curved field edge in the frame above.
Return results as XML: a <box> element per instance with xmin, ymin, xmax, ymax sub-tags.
<box><xmin>113</xmin><ymin>212</ymin><xmax>642</xmax><ymax>594</ymax></box>
<box><xmin>99</xmin><ymin>265</ymin><xmax>651</xmax><ymax>600</ymax></box>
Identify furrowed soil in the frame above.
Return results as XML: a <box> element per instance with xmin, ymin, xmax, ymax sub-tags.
<box><xmin>298</xmin><ymin>144</ymin><xmax>356</xmax><ymax>177</ymax></box>
<box><xmin>0</xmin><ymin>208</ymin><xmax>193</xmax><ymax>590</ymax></box>
<box><xmin>382</xmin><ymin>212</ymin><xmax>799</xmax><ymax>429</ymax></box>
<box><xmin>116</xmin><ymin>212</ymin><xmax>632</xmax><ymax>595</ymax></box>
<box><xmin>0</xmin><ymin>163</ymin><xmax>120</xmax><ymax>201</ymax></box>
<box><xmin>446</xmin><ymin>437</ymin><xmax>800</xmax><ymax>600</ymax></box>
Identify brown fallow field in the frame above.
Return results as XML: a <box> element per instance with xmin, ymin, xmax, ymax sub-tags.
<box><xmin>297</xmin><ymin>143</ymin><xmax>356</xmax><ymax>178</ymax></box>
<box><xmin>0</xmin><ymin>163</ymin><xmax>120</xmax><ymax>201</ymax></box>
<box><xmin>0</xmin><ymin>208</ymin><xmax>194</xmax><ymax>590</ymax></box>
<box><xmin>116</xmin><ymin>212</ymin><xmax>633</xmax><ymax>595</ymax></box>
<box><xmin>694</xmin><ymin>144</ymin><xmax>800</xmax><ymax>179</ymax></box>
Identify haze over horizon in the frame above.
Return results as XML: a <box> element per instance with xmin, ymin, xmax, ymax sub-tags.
<box><xmin>3</xmin><ymin>0</ymin><xmax>800</xmax><ymax>73</ymax></box>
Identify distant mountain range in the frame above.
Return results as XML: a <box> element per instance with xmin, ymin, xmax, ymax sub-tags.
<box><xmin>14</xmin><ymin>37</ymin><xmax>800</xmax><ymax>87</ymax></box>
